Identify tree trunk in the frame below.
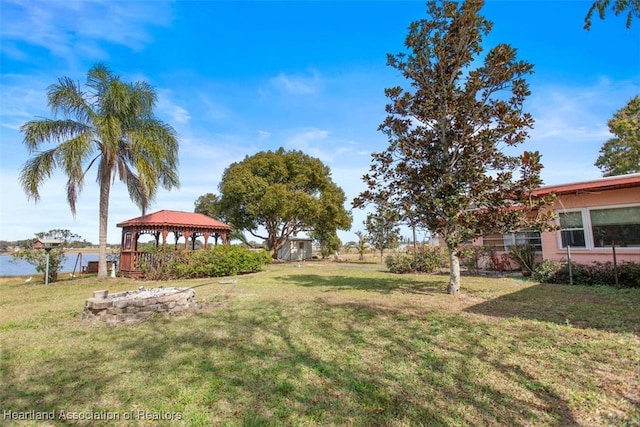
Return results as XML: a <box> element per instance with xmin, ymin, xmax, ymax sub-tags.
<box><xmin>448</xmin><ymin>249</ymin><xmax>461</xmax><ymax>296</ymax></box>
<box><xmin>97</xmin><ymin>174</ymin><xmax>111</xmax><ymax>280</ymax></box>
<box><xmin>412</xmin><ymin>225</ymin><xmax>417</xmax><ymax>252</ymax></box>
<box><xmin>269</xmin><ymin>236</ymin><xmax>286</xmax><ymax>260</ymax></box>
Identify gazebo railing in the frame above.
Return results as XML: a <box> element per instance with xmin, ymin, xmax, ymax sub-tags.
<box><xmin>119</xmin><ymin>251</ymin><xmax>155</xmax><ymax>277</ymax></box>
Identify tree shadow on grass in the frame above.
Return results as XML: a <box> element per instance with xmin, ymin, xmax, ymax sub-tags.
<box><xmin>0</xmin><ymin>338</ymin><xmax>123</xmax><ymax>424</ymax></box>
<box><xmin>4</xmin><ymin>285</ymin><xmax>633</xmax><ymax>426</ymax></box>
<box><xmin>464</xmin><ymin>283</ymin><xmax>640</xmax><ymax>335</ymax></box>
<box><xmin>111</xmin><ymin>299</ymin><xmax>589</xmax><ymax>425</ymax></box>
<box><xmin>275</xmin><ymin>273</ymin><xmax>448</xmax><ymax>295</ymax></box>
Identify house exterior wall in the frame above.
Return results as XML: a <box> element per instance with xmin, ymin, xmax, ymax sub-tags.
<box><xmin>540</xmin><ymin>186</ymin><xmax>640</xmax><ymax>264</ymax></box>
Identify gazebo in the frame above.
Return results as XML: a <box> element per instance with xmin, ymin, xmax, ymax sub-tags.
<box><xmin>116</xmin><ymin>209</ymin><xmax>232</xmax><ymax>278</ymax></box>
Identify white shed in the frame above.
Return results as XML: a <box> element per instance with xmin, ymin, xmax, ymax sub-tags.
<box><xmin>278</xmin><ymin>237</ymin><xmax>313</xmax><ymax>261</ymax></box>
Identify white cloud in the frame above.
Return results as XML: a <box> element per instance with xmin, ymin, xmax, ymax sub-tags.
<box><xmin>197</xmin><ymin>93</ymin><xmax>232</xmax><ymax>122</ymax></box>
<box><xmin>162</xmin><ymin>102</ymin><xmax>191</xmax><ymax>125</ymax></box>
<box><xmin>0</xmin><ymin>74</ymin><xmax>50</xmax><ymax>131</ymax></box>
<box><xmin>287</xmin><ymin>128</ymin><xmax>330</xmax><ymax>145</ymax></box>
<box><xmin>155</xmin><ymin>89</ymin><xmax>192</xmax><ymax>125</ymax></box>
<box><xmin>522</xmin><ymin>77</ymin><xmax>640</xmax><ymax>185</ymax></box>
<box><xmin>269</xmin><ymin>70</ymin><xmax>322</xmax><ymax>95</ymax></box>
<box><xmin>0</xmin><ymin>0</ymin><xmax>173</xmax><ymax>60</ymax></box>
<box><xmin>172</xmin><ymin>106</ymin><xmax>191</xmax><ymax>125</ymax></box>
<box><xmin>283</xmin><ymin>128</ymin><xmax>334</xmax><ymax>161</ymax></box>
<box><xmin>0</xmin><ymin>41</ymin><xmax>28</xmax><ymax>61</ymax></box>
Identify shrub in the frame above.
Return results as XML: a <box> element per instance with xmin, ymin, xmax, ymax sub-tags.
<box><xmin>619</xmin><ymin>262</ymin><xmax>640</xmax><ymax>288</ymax></box>
<box><xmin>177</xmin><ymin>246</ymin><xmax>272</xmax><ymax>279</ymax></box>
<box><xmin>460</xmin><ymin>245</ymin><xmax>493</xmax><ymax>274</ymax></box>
<box><xmin>385</xmin><ymin>253</ymin><xmax>414</xmax><ymax>274</ymax></box>
<box><xmin>140</xmin><ymin>245</ymin><xmax>272</xmax><ymax>280</ymax></box>
<box><xmin>412</xmin><ymin>245</ymin><xmax>446</xmax><ymax>272</ymax></box>
<box><xmin>11</xmin><ymin>247</ymin><xmax>66</xmax><ymax>283</ymax></box>
<box><xmin>533</xmin><ymin>260</ymin><xmax>640</xmax><ymax>288</ymax></box>
<box><xmin>139</xmin><ymin>246</ymin><xmax>189</xmax><ymax>281</ymax></box>
<box><xmin>532</xmin><ymin>260</ymin><xmax>563</xmax><ymax>283</ymax></box>
<box><xmin>507</xmin><ymin>244</ymin><xmax>538</xmax><ymax>274</ymax></box>
<box><xmin>385</xmin><ymin>246</ymin><xmax>445</xmax><ymax>274</ymax></box>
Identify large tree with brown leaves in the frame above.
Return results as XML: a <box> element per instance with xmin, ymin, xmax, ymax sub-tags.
<box><xmin>354</xmin><ymin>0</ymin><xmax>554</xmax><ymax>295</ymax></box>
<box><xmin>584</xmin><ymin>0</ymin><xmax>639</xmax><ymax>29</ymax></box>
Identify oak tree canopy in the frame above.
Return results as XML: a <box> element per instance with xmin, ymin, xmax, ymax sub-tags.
<box><xmin>218</xmin><ymin>148</ymin><xmax>352</xmax><ymax>259</ymax></box>
<box><xmin>594</xmin><ymin>95</ymin><xmax>640</xmax><ymax>176</ymax></box>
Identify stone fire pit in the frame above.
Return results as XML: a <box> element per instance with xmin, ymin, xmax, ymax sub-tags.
<box><xmin>82</xmin><ymin>287</ymin><xmax>196</xmax><ymax>324</ymax></box>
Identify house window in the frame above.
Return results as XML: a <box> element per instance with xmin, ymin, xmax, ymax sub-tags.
<box><xmin>590</xmin><ymin>206</ymin><xmax>640</xmax><ymax>248</ymax></box>
<box><xmin>558</xmin><ymin>211</ymin><xmax>586</xmax><ymax>248</ymax></box>
<box><xmin>298</xmin><ymin>242</ymin><xmax>305</xmax><ymax>250</ymax></box>
<box><xmin>513</xmin><ymin>230</ymin><xmax>542</xmax><ymax>251</ymax></box>
<box><xmin>482</xmin><ymin>231</ymin><xmax>542</xmax><ymax>252</ymax></box>
<box><xmin>482</xmin><ymin>234</ymin><xmax>505</xmax><ymax>251</ymax></box>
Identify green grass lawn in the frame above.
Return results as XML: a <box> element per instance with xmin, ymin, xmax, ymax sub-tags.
<box><xmin>1</xmin><ymin>262</ymin><xmax>639</xmax><ymax>426</ymax></box>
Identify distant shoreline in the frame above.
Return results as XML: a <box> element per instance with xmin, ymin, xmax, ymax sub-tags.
<box><xmin>64</xmin><ymin>248</ymin><xmax>100</xmax><ymax>254</ymax></box>
<box><xmin>0</xmin><ymin>247</ymin><xmax>119</xmax><ymax>255</ymax></box>
<box><xmin>64</xmin><ymin>248</ymin><xmax>122</xmax><ymax>255</ymax></box>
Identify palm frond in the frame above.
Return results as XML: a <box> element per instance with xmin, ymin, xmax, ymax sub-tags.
<box><xmin>47</xmin><ymin>77</ymin><xmax>93</xmax><ymax>124</ymax></box>
<box><xmin>135</xmin><ymin>153</ymin><xmax>160</xmax><ymax>202</ymax></box>
<box><xmin>159</xmin><ymin>167</ymin><xmax>180</xmax><ymax>190</ymax></box>
<box><xmin>65</xmin><ymin>179</ymin><xmax>82</xmax><ymax>217</ymax></box>
<box><xmin>106</xmin><ymin>81</ymin><xmax>128</xmax><ymax>116</ymax></box>
<box><xmin>115</xmin><ymin>150</ymin><xmax>129</xmax><ymax>182</ymax></box>
<box><xmin>128</xmin><ymin>119</ymin><xmax>180</xmax><ymax>190</ymax></box>
<box><xmin>20</xmin><ymin>119</ymin><xmax>92</xmax><ymax>152</ymax></box>
<box><xmin>94</xmin><ymin>114</ymin><xmax>123</xmax><ymax>154</ymax></box>
<box><xmin>55</xmin><ymin>134</ymin><xmax>96</xmax><ymax>215</ymax></box>
<box><xmin>55</xmin><ymin>132</ymin><xmax>95</xmax><ymax>176</ymax></box>
<box><xmin>121</xmin><ymin>163</ymin><xmax>149</xmax><ymax>214</ymax></box>
<box><xmin>86</xmin><ymin>63</ymin><xmax>114</xmax><ymax>100</ymax></box>
<box><xmin>19</xmin><ymin>148</ymin><xmax>59</xmax><ymax>201</ymax></box>
<box><xmin>130</xmin><ymin>120</ymin><xmax>179</xmax><ymax>162</ymax></box>
<box><xmin>131</xmin><ymin>81</ymin><xmax>157</xmax><ymax>114</ymax></box>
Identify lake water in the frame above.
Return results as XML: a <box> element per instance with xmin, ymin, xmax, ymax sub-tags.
<box><xmin>0</xmin><ymin>253</ymin><xmax>100</xmax><ymax>277</ymax></box>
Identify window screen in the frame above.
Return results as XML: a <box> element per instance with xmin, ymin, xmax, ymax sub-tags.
<box><xmin>590</xmin><ymin>206</ymin><xmax>640</xmax><ymax>247</ymax></box>
<box><xmin>558</xmin><ymin>211</ymin><xmax>586</xmax><ymax>248</ymax></box>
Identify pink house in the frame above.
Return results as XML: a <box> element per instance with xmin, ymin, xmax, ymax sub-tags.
<box><xmin>476</xmin><ymin>173</ymin><xmax>640</xmax><ymax>268</ymax></box>
<box><xmin>534</xmin><ymin>173</ymin><xmax>640</xmax><ymax>264</ymax></box>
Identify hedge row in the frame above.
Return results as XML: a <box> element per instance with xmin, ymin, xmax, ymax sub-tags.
<box><xmin>140</xmin><ymin>245</ymin><xmax>272</xmax><ymax>280</ymax></box>
<box><xmin>533</xmin><ymin>260</ymin><xmax>640</xmax><ymax>288</ymax></box>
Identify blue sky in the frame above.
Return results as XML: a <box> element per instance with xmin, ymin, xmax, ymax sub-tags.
<box><xmin>1</xmin><ymin>0</ymin><xmax>639</xmax><ymax>245</ymax></box>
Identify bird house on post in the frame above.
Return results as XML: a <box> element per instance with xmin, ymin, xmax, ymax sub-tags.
<box><xmin>34</xmin><ymin>239</ymin><xmax>63</xmax><ymax>286</ymax></box>
<box><xmin>34</xmin><ymin>239</ymin><xmax>63</xmax><ymax>250</ymax></box>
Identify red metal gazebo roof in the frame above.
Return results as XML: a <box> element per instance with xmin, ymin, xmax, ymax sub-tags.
<box><xmin>116</xmin><ymin>209</ymin><xmax>232</xmax><ymax>230</ymax></box>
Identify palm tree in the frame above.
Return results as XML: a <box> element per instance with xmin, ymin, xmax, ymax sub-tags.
<box><xmin>19</xmin><ymin>64</ymin><xmax>180</xmax><ymax>279</ymax></box>
<box><xmin>354</xmin><ymin>231</ymin><xmax>368</xmax><ymax>261</ymax></box>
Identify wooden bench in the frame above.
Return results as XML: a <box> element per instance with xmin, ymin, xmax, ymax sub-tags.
<box><xmin>84</xmin><ymin>261</ymin><xmax>116</xmax><ymax>274</ymax></box>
